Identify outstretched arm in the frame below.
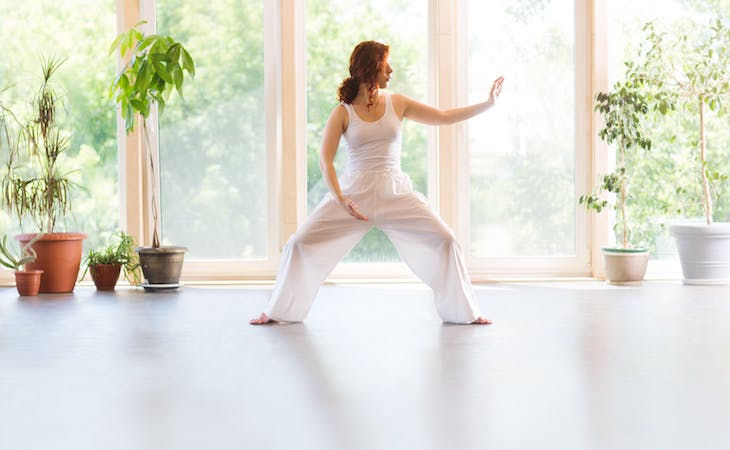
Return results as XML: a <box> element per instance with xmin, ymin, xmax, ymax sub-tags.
<box><xmin>318</xmin><ymin>105</ymin><xmax>368</xmax><ymax>221</ymax></box>
<box><xmin>396</xmin><ymin>75</ymin><xmax>504</xmax><ymax>125</ymax></box>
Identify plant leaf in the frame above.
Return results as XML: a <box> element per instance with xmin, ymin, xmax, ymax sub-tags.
<box><xmin>181</xmin><ymin>47</ymin><xmax>195</xmax><ymax>77</ymax></box>
<box><xmin>172</xmin><ymin>65</ymin><xmax>183</xmax><ymax>97</ymax></box>
<box><xmin>151</xmin><ymin>56</ymin><xmax>173</xmax><ymax>84</ymax></box>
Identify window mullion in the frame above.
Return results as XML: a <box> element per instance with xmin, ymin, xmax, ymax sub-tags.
<box><xmin>118</xmin><ymin>0</ymin><xmax>152</xmax><ymax>249</ymax></box>
<box><xmin>435</xmin><ymin>0</ymin><xmax>460</xmax><ymax>232</ymax></box>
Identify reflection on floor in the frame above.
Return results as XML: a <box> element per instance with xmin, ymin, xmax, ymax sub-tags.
<box><xmin>1</xmin><ymin>281</ymin><xmax>729</xmax><ymax>450</ymax></box>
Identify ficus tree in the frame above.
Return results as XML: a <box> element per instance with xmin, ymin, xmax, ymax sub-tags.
<box><xmin>580</xmin><ymin>80</ymin><xmax>654</xmax><ymax>248</ymax></box>
<box><xmin>630</xmin><ymin>19</ymin><xmax>730</xmax><ymax>225</ymax></box>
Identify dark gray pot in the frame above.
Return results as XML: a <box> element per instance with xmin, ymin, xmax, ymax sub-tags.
<box><xmin>136</xmin><ymin>246</ymin><xmax>188</xmax><ymax>285</ymax></box>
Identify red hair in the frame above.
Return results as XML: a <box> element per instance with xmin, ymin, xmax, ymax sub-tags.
<box><xmin>337</xmin><ymin>41</ymin><xmax>389</xmax><ymax>108</ymax></box>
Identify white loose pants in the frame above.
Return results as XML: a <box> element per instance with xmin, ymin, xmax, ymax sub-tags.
<box><xmin>264</xmin><ymin>169</ymin><xmax>482</xmax><ymax>324</ymax></box>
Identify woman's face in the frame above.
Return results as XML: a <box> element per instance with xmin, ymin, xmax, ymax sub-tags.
<box><xmin>376</xmin><ymin>56</ymin><xmax>393</xmax><ymax>89</ymax></box>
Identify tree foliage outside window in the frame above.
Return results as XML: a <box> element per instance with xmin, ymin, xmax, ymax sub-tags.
<box><xmin>156</xmin><ymin>0</ymin><xmax>268</xmax><ymax>259</ymax></box>
<box><xmin>9</xmin><ymin>0</ymin><xmax>725</xmax><ymax>271</ymax></box>
<box><xmin>467</xmin><ymin>0</ymin><xmax>576</xmax><ymax>257</ymax></box>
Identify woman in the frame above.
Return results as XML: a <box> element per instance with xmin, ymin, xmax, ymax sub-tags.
<box><xmin>251</xmin><ymin>41</ymin><xmax>503</xmax><ymax>325</ymax></box>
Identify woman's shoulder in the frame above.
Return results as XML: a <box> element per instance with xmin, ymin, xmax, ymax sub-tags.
<box><xmin>389</xmin><ymin>92</ymin><xmax>414</xmax><ymax>108</ymax></box>
<box><xmin>330</xmin><ymin>103</ymin><xmax>350</xmax><ymax>132</ymax></box>
<box><xmin>389</xmin><ymin>92</ymin><xmax>412</xmax><ymax>102</ymax></box>
<box><xmin>389</xmin><ymin>92</ymin><xmax>410</xmax><ymax>119</ymax></box>
<box><xmin>333</xmin><ymin>102</ymin><xmax>349</xmax><ymax>117</ymax></box>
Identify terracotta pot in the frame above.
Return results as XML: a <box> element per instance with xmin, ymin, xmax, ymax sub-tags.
<box><xmin>16</xmin><ymin>232</ymin><xmax>87</xmax><ymax>293</ymax></box>
<box><xmin>90</xmin><ymin>263</ymin><xmax>122</xmax><ymax>291</ymax></box>
<box><xmin>14</xmin><ymin>270</ymin><xmax>44</xmax><ymax>296</ymax></box>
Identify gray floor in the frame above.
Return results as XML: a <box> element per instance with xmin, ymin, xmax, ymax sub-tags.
<box><xmin>1</xmin><ymin>281</ymin><xmax>730</xmax><ymax>450</ymax></box>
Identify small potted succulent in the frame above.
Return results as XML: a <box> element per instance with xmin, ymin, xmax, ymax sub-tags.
<box><xmin>109</xmin><ymin>21</ymin><xmax>195</xmax><ymax>288</ymax></box>
<box><xmin>0</xmin><ymin>233</ymin><xmax>44</xmax><ymax>296</ymax></box>
<box><xmin>80</xmin><ymin>231</ymin><xmax>141</xmax><ymax>291</ymax></box>
<box><xmin>580</xmin><ymin>78</ymin><xmax>655</xmax><ymax>283</ymax></box>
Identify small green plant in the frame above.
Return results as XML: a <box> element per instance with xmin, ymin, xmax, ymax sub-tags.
<box><xmin>0</xmin><ymin>233</ymin><xmax>42</xmax><ymax>271</ymax></box>
<box><xmin>81</xmin><ymin>231</ymin><xmax>141</xmax><ymax>285</ymax></box>
<box><xmin>109</xmin><ymin>21</ymin><xmax>195</xmax><ymax>248</ymax></box>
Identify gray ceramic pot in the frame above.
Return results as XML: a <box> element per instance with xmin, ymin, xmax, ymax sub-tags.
<box><xmin>136</xmin><ymin>246</ymin><xmax>188</xmax><ymax>285</ymax></box>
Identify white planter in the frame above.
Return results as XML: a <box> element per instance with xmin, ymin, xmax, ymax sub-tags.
<box><xmin>602</xmin><ymin>247</ymin><xmax>649</xmax><ymax>284</ymax></box>
<box><xmin>669</xmin><ymin>222</ymin><xmax>730</xmax><ymax>285</ymax></box>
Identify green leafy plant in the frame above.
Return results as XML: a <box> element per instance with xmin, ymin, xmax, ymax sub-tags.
<box><xmin>0</xmin><ymin>233</ymin><xmax>42</xmax><ymax>271</ymax></box>
<box><xmin>580</xmin><ymin>80</ymin><xmax>654</xmax><ymax>248</ymax></box>
<box><xmin>80</xmin><ymin>231</ymin><xmax>141</xmax><ymax>285</ymax></box>
<box><xmin>1</xmin><ymin>58</ymin><xmax>79</xmax><ymax>233</ymax></box>
<box><xmin>109</xmin><ymin>21</ymin><xmax>195</xmax><ymax>248</ymax></box>
<box><xmin>630</xmin><ymin>19</ymin><xmax>730</xmax><ymax>225</ymax></box>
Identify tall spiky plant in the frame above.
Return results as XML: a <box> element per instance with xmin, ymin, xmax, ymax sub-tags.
<box><xmin>1</xmin><ymin>58</ymin><xmax>78</xmax><ymax>233</ymax></box>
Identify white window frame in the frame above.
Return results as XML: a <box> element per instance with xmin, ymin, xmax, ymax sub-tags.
<box><xmin>320</xmin><ymin>0</ymin><xmax>597</xmax><ymax>281</ymax></box>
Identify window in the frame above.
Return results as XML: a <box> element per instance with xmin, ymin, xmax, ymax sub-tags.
<box><xmin>1</xmin><ymin>1</ymin><xmax>618</xmax><ymax>282</ymax></box>
<box><xmin>0</xmin><ymin>0</ymin><xmax>118</xmax><ymax>251</ymax></box>
<box><xmin>465</xmin><ymin>0</ymin><xmax>576</xmax><ymax>261</ymax></box>
<box><xmin>156</xmin><ymin>0</ymin><xmax>268</xmax><ymax>259</ymax></box>
<box><xmin>305</xmin><ymin>0</ymin><xmax>429</xmax><ymax>263</ymax></box>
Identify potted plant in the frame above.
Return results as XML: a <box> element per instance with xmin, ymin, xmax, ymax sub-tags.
<box><xmin>109</xmin><ymin>21</ymin><xmax>195</xmax><ymax>288</ymax></box>
<box><xmin>581</xmin><ymin>79</ymin><xmax>656</xmax><ymax>283</ymax></box>
<box><xmin>80</xmin><ymin>231</ymin><xmax>141</xmax><ymax>291</ymax></box>
<box><xmin>0</xmin><ymin>233</ymin><xmax>44</xmax><ymax>296</ymax></box>
<box><xmin>0</xmin><ymin>58</ymin><xmax>86</xmax><ymax>293</ymax></box>
<box><xmin>631</xmin><ymin>20</ymin><xmax>730</xmax><ymax>284</ymax></box>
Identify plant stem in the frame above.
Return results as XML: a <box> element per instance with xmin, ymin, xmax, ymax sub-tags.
<box><xmin>619</xmin><ymin>143</ymin><xmax>628</xmax><ymax>248</ymax></box>
<box><xmin>142</xmin><ymin>120</ymin><xmax>160</xmax><ymax>247</ymax></box>
<box><xmin>699</xmin><ymin>97</ymin><xmax>712</xmax><ymax>225</ymax></box>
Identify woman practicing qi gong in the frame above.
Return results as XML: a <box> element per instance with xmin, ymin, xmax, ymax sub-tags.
<box><xmin>251</xmin><ymin>41</ymin><xmax>504</xmax><ymax>325</ymax></box>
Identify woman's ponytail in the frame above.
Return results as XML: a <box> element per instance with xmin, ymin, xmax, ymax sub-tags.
<box><xmin>337</xmin><ymin>76</ymin><xmax>359</xmax><ymax>104</ymax></box>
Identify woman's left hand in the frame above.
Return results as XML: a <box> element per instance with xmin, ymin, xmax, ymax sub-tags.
<box><xmin>488</xmin><ymin>75</ymin><xmax>504</xmax><ymax>106</ymax></box>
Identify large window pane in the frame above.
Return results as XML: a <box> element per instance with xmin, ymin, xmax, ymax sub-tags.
<box><xmin>0</xmin><ymin>0</ymin><xmax>117</xmax><ymax>251</ymax></box>
<box><xmin>306</xmin><ymin>0</ymin><xmax>428</xmax><ymax>263</ymax></box>
<box><xmin>467</xmin><ymin>0</ymin><xmax>575</xmax><ymax>257</ymax></box>
<box><xmin>157</xmin><ymin>0</ymin><xmax>267</xmax><ymax>259</ymax></box>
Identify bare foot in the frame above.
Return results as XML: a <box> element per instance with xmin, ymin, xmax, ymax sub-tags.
<box><xmin>249</xmin><ymin>313</ymin><xmax>277</xmax><ymax>325</ymax></box>
<box><xmin>472</xmin><ymin>316</ymin><xmax>493</xmax><ymax>325</ymax></box>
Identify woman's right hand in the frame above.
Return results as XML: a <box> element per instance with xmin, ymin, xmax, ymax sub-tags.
<box><xmin>339</xmin><ymin>196</ymin><xmax>368</xmax><ymax>221</ymax></box>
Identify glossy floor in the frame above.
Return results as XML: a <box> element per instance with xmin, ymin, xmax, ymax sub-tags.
<box><xmin>1</xmin><ymin>281</ymin><xmax>729</xmax><ymax>450</ymax></box>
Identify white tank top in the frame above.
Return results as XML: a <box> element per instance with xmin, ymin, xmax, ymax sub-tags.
<box><xmin>341</xmin><ymin>91</ymin><xmax>403</xmax><ymax>173</ymax></box>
